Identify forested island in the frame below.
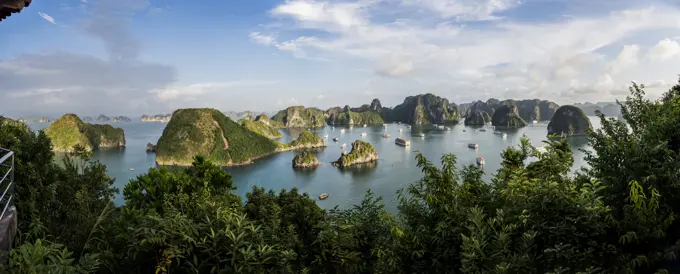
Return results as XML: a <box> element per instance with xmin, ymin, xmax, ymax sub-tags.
<box><xmin>1</xmin><ymin>80</ymin><xmax>679</xmax><ymax>273</ymax></box>
<box><xmin>44</xmin><ymin>114</ymin><xmax>126</xmax><ymax>152</ymax></box>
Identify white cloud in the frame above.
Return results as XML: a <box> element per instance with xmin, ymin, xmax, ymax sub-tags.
<box><xmin>251</xmin><ymin>1</ymin><xmax>680</xmax><ymax>104</ymax></box>
<box><xmin>648</xmin><ymin>38</ymin><xmax>680</xmax><ymax>61</ymax></box>
<box><xmin>38</xmin><ymin>12</ymin><xmax>56</xmax><ymax>25</ymax></box>
<box><xmin>152</xmin><ymin>80</ymin><xmax>279</xmax><ymax>101</ymax></box>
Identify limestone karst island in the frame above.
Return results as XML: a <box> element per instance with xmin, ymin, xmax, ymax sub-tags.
<box><xmin>2</xmin><ymin>1</ymin><xmax>679</xmax><ymax>273</ymax></box>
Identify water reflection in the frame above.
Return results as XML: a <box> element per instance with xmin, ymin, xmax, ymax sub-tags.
<box><xmin>336</xmin><ymin>161</ymin><xmax>379</xmax><ymax>178</ymax></box>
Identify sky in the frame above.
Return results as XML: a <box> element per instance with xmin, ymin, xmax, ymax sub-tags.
<box><xmin>1</xmin><ymin>0</ymin><xmax>680</xmax><ymax>117</ymax></box>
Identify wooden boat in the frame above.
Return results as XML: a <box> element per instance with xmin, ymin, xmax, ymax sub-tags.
<box><xmin>468</xmin><ymin>143</ymin><xmax>479</xmax><ymax>149</ymax></box>
<box><xmin>319</xmin><ymin>193</ymin><xmax>329</xmax><ymax>200</ymax></box>
<box><xmin>395</xmin><ymin>138</ymin><xmax>410</xmax><ymax>147</ymax></box>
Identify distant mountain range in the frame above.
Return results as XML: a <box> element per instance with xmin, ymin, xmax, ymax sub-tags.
<box><xmin>573</xmin><ymin>102</ymin><xmax>622</xmax><ymax>117</ymax></box>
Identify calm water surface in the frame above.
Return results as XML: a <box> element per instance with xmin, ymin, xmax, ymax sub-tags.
<box><xmin>27</xmin><ymin>118</ymin><xmax>601</xmax><ymax>210</ymax></box>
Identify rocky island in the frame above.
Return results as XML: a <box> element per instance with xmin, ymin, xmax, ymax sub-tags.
<box><xmin>464</xmin><ymin>101</ymin><xmax>494</xmax><ymax>126</ymax></box>
<box><xmin>155</xmin><ymin>108</ymin><xmax>327</xmax><ymax>166</ymax></box>
<box><xmin>45</xmin><ymin>114</ymin><xmax>125</xmax><ymax>152</ymax></box>
<box><xmin>113</xmin><ymin>116</ymin><xmax>131</xmax><ymax>122</ymax></box>
<box><xmin>96</xmin><ymin>114</ymin><xmax>111</xmax><ymax>122</ymax></box>
<box><xmin>325</xmin><ymin>104</ymin><xmax>384</xmax><ymax>126</ymax></box>
<box><xmin>271</xmin><ymin>106</ymin><xmax>326</xmax><ymax>128</ymax></box>
<box><xmin>492</xmin><ymin>105</ymin><xmax>528</xmax><ymax>128</ymax></box>
<box><xmin>387</xmin><ymin>93</ymin><xmax>460</xmax><ymax>124</ymax></box>
<box><xmin>292</xmin><ymin>151</ymin><xmax>320</xmax><ymax>168</ymax></box>
<box><xmin>331</xmin><ymin>140</ymin><xmax>378</xmax><ymax>167</ymax></box>
<box><xmin>240</xmin><ymin>114</ymin><xmax>284</xmax><ymax>139</ymax></box>
<box><xmin>141</xmin><ymin>114</ymin><xmax>172</xmax><ymax>122</ymax></box>
<box><xmin>547</xmin><ymin>105</ymin><xmax>592</xmax><ymax>136</ymax></box>
<box><xmin>83</xmin><ymin>116</ymin><xmax>94</xmax><ymax>122</ymax></box>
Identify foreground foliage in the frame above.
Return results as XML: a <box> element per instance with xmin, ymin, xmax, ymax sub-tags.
<box><xmin>3</xmin><ymin>79</ymin><xmax>680</xmax><ymax>273</ymax></box>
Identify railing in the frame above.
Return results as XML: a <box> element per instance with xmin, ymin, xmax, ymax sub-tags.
<box><xmin>0</xmin><ymin>148</ymin><xmax>14</xmax><ymax>220</ymax></box>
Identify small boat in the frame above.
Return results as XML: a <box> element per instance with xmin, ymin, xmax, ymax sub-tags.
<box><xmin>476</xmin><ymin>157</ymin><xmax>485</xmax><ymax>166</ymax></box>
<box><xmin>361</xmin><ymin>132</ymin><xmax>367</xmax><ymax>137</ymax></box>
<box><xmin>468</xmin><ymin>143</ymin><xmax>479</xmax><ymax>149</ymax></box>
<box><xmin>382</xmin><ymin>133</ymin><xmax>391</xmax><ymax>138</ymax></box>
<box><xmin>463</xmin><ymin>130</ymin><xmax>466</xmax><ymax>132</ymax></box>
<box><xmin>494</xmin><ymin>131</ymin><xmax>502</xmax><ymax>135</ymax></box>
<box><xmin>502</xmin><ymin>133</ymin><xmax>507</xmax><ymax>139</ymax></box>
<box><xmin>437</xmin><ymin>125</ymin><xmax>445</xmax><ymax>129</ymax></box>
<box><xmin>420</xmin><ymin>133</ymin><xmax>425</xmax><ymax>137</ymax></box>
<box><xmin>532</xmin><ymin>120</ymin><xmax>538</xmax><ymax>124</ymax></box>
<box><xmin>479</xmin><ymin>129</ymin><xmax>487</xmax><ymax>132</ymax></box>
<box><xmin>340</xmin><ymin>129</ymin><xmax>346</xmax><ymax>133</ymax></box>
<box><xmin>363</xmin><ymin>124</ymin><xmax>367</xmax><ymax>127</ymax></box>
<box><xmin>398</xmin><ymin>128</ymin><xmax>403</xmax><ymax>132</ymax></box>
<box><xmin>383</xmin><ymin>124</ymin><xmax>387</xmax><ymax>128</ymax></box>
<box><xmin>342</xmin><ymin>143</ymin><xmax>347</xmax><ymax>148</ymax></box>
<box><xmin>333</xmin><ymin>137</ymin><xmax>339</xmax><ymax>142</ymax></box>
<box><xmin>395</xmin><ymin>138</ymin><xmax>410</xmax><ymax>147</ymax></box>
<box><xmin>319</xmin><ymin>193</ymin><xmax>329</xmax><ymax>200</ymax></box>
<box><xmin>129</xmin><ymin>168</ymin><xmax>135</xmax><ymax>171</ymax></box>
<box><xmin>323</xmin><ymin>134</ymin><xmax>329</xmax><ymax>139</ymax></box>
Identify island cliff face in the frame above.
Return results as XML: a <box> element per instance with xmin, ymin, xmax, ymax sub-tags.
<box><xmin>548</xmin><ymin>105</ymin><xmax>592</xmax><ymax>136</ymax></box>
<box><xmin>45</xmin><ymin>114</ymin><xmax>125</xmax><ymax>152</ymax></box>
<box><xmin>326</xmin><ymin>101</ymin><xmax>385</xmax><ymax>126</ymax></box>
<box><xmin>240</xmin><ymin>114</ymin><xmax>284</xmax><ymax>139</ymax></box>
<box><xmin>292</xmin><ymin>152</ymin><xmax>320</xmax><ymax>168</ymax></box>
<box><xmin>491</xmin><ymin>105</ymin><xmax>528</xmax><ymax>128</ymax></box>
<box><xmin>155</xmin><ymin>108</ymin><xmax>327</xmax><ymax>166</ymax></box>
<box><xmin>461</xmin><ymin>99</ymin><xmax>559</xmax><ymax>122</ymax></box>
<box><xmin>464</xmin><ymin>101</ymin><xmax>493</xmax><ymax>125</ymax></box>
<box><xmin>387</xmin><ymin>94</ymin><xmax>460</xmax><ymax>124</ymax></box>
<box><xmin>271</xmin><ymin>106</ymin><xmax>326</xmax><ymax>128</ymax></box>
<box><xmin>331</xmin><ymin>140</ymin><xmax>378</xmax><ymax>167</ymax></box>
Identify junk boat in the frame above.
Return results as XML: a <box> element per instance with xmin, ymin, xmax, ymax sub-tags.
<box><xmin>382</xmin><ymin>133</ymin><xmax>391</xmax><ymax>138</ymax></box>
<box><xmin>319</xmin><ymin>193</ymin><xmax>329</xmax><ymax>200</ymax></box>
<box><xmin>395</xmin><ymin>138</ymin><xmax>410</xmax><ymax>147</ymax></box>
<box><xmin>333</xmin><ymin>137</ymin><xmax>339</xmax><ymax>142</ymax></box>
<box><xmin>468</xmin><ymin>143</ymin><xmax>479</xmax><ymax>149</ymax></box>
<box><xmin>476</xmin><ymin>157</ymin><xmax>486</xmax><ymax>166</ymax></box>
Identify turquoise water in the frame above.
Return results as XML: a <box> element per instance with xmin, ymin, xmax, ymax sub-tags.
<box><xmin>26</xmin><ymin>118</ymin><xmax>601</xmax><ymax>210</ymax></box>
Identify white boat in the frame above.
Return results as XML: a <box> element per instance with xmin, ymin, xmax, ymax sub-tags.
<box><xmin>398</xmin><ymin>128</ymin><xmax>403</xmax><ymax>132</ymax></box>
<box><xmin>502</xmin><ymin>133</ymin><xmax>507</xmax><ymax>139</ymax></box>
<box><xmin>319</xmin><ymin>193</ymin><xmax>329</xmax><ymax>200</ymax></box>
<box><xmin>533</xmin><ymin>120</ymin><xmax>538</xmax><ymax>124</ymax></box>
<box><xmin>361</xmin><ymin>132</ymin><xmax>367</xmax><ymax>137</ymax></box>
<box><xmin>129</xmin><ymin>168</ymin><xmax>135</xmax><ymax>171</ymax></box>
<box><xmin>437</xmin><ymin>125</ymin><xmax>445</xmax><ymax>129</ymax></box>
<box><xmin>383</xmin><ymin>124</ymin><xmax>387</xmax><ymax>128</ymax></box>
<box><xmin>494</xmin><ymin>131</ymin><xmax>502</xmax><ymax>135</ymax></box>
<box><xmin>333</xmin><ymin>137</ymin><xmax>339</xmax><ymax>142</ymax></box>
<box><xmin>323</xmin><ymin>134</ymin><xmax>329</xmax><ymax>139</ymax></box>
<box><xmin>363</xmin><ymin>124</ymin><xmax>367</xmax><ymax>127</ymax></box>
<box><xmin>420</xmin><ymin>133</ymin><xmax>425</xmax><ymax>137</ymax></box>
<box><xmin>468</xmin><ymin>143</ymin><xmax>479</xmax><ymax>149</ymax></box>
<box><xmin>382</xmin><ymin>133</ymin><xmax>391</xmax><ymax>138</ymax></box>
<box><xmin>340</xmin><ymin>129</ymin><xmax>346</xmax><ymax>133</ymax></box>
<box><xmin>395</xmin><ymin>138</ymin><xmax>410</xmax><ymax>147</ymax></box>
<box><xmin>342</xmin><ymin>143</ymin><xmax>347</xmax><ymax>148</ymax></box>
<box><xmin>476</xmin><ymin>157</ymin><xmax>485</xmax><ymax>166</ymax></box>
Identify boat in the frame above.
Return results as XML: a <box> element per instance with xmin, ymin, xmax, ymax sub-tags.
<box><xmin>476</xmin><ymin>157</ymin><xmax>485</xmax><ymax>166</ymax></box>
<box><xmin>437</xmin><ymin>125</ymin><xmax>445</xmax><ymax>129</ymax></box>
<box><xmin>323</xmin><ymin>134</ymin><xmax>328</xmax><ymax>139</ymax></box>
<box><xmin>342</xmin><ymin>143</ymin><xmax>347</xmax><ymax>148</ymax></box>
<box><xmin>383</xmin><ymin>124</ymin><xmax>387</xmax><ymax>128</ymax></box>
<box><xmin>463</xmin><ymin>130</ymin><xmax>466</xmax><ymax>132</ymax></box>
<box><xmin>468</xmin><ymin>143</ymin><xmax>479</xmax><ymax>149</ymax></box>
<box><xmin>502</xmin><ymin>133</ymin><xmax>507</xmax><ymax>139</ymax></box>
<box><xmin>333</xmin><ymin>137</ymin><xmax>339</xmax><ymax>142</ymax></box>
<box><xmin>361</xmin><ymin>132</ymin><xmax>367</xmax><ymax>137</ymax></box>
<box><xmin>420</xmin><ymin>133</ymin><xmax>425</xmax><ymax>137</ymax></box>
<box><xmin>319</xmin><ymin>193</ymin><xmax>329</xmax><ymax>200</ymax></box>
<box><xmin>494</xmin><ymin>131</ymin><xmax>502</xmax><ymax>135</ymax></box>
<box><xmin>398</xmin><ymin>128</ymin><xmax>403</xmax><ymax>132</ymax></box>
<box><xmin>395</xmin><ymin>138</ymin><xmax>410</xmax><ymax>147</ymax></box>
<box><xmin>533</xmin><ymin>120</ymin><xmax>538</xmax><ymax>124</ymax></box>
<box><xmin>479</xmin><ymin>128</ymin><xmax>487</xmax><ymax>132</ymax></box>
<box><xmin>129</xmin><ymin>168</ymin><xmax>135</xmax><ymax>171</ymax></box>
<box><xmin>340</xmin><ymin>129</ymin><xmax>346</xmax><ymax>133</ymax></box>
<box><xmin>363</xmin><ymin>124</ymin><xmax>367</xmax><ymax>127</ymax></box>
<box><xmin>382</xmin><ymin>133</ymin><xmax>391</xmax><ymax>138</ymax></box>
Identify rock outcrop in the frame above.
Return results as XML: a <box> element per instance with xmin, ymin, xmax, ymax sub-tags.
<box><xmin>112</xmin><ymin>116</ymin><xmax>131</xmax><ymax>122</ymax></box>
<box><xmin>45</xmin><ymin>114</ymin><xmax>125</xmax><ymax>152</ymax></box>
<box><xmin>326</xmin><ymin>99</ymin><xmax>386</xmax><ymax>126</ymax></box>
<box><xmin>547</xmin><ymin>105</ymin><xmax>592</xmax><ymax>137</ymax></box>
<box><xmin>464</xmin><ymin>101</ymin><xmax>494</xmax><ymax>125</ymax></box>
<box><xmin>286</xmin><ymin>131</ymin><xmax>326</xmax><ymax>149</ymax></box>
<box><xmin>96</xmin><ymin>114</ymin><xmax>111</xmax><ymax>122</ymax></box>
<box><xmin>0</xmin><ymin>0</ymin><xmax>32</xmax><ymax>23</ymax></box>
<box><xmin>271</xmin><ymin>106</ymin><xmax>326</xmax><ymax>128</ymax></box>
<box><xmin>141</xmin><ymin>114</ymin><xmax>172</xmax><ymax>122</ymax></box>
<box><xmin>146</xmin><ymin>143</ymin><xmax>156</xmax><ymax>152</ymax></box>
<box><xmin>331</xmin><ymin>140</ymin><xmax>378</xmax><ymax>167</ymax></box>
<box><xmin>240</xmin><ymin>115</ymin><xmax>284</xmax><ymax>139</ymax></box>
<box><xmin>387</xmin><ymin>93</ymin><xmax>460</xmax><ymax>124</ymax></box>
<box><xmin>491</xmin><ymin>105</ymin><xmax>528</xmax><ymax>128</ymax></box>
<box><xmin>292</xmin><ymin>152</ymin><xmax>320</xmax><ymax>168</ymax></box>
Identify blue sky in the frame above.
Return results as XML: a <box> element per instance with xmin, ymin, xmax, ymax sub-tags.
<box><xmin>1</xmin><ymin>0</ymin><xmax>680</xmax><ymax>117</ymax></box>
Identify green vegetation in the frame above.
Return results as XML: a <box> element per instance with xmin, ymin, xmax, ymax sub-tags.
<box><xmin>288</xmin><ymin>130</ymin><xmax>325</xmax><ymax>149</ymax></box>
<box><xmin>155</xmin><ymin>108</ymin><xmax>279</xmax><ymax>166</ymax></box>
<box><xmin>292</xmin><ymin>152</ymin><xmax>320</xmax><ymax>168</ymax></box>
<box><xmin>45</xmin><ymin>114</ymin><xmax>125</xmax><ymax>152</ymax></box>
<box><xmin>387</xmin><ymin>93</ymin><xmax>460</xmax><ymax>124</ymax></box>
<box><xmin>7</xmin><ymin>78</ymin><xmax>680</xmax><ymax>273</ymax></box>
<box><xmin>240</xmin><ymin>118</ymin><xmax>284</xmax><ymax>139</ymax></box>
<box><xmin>327</xmin><ymin>110</ymin><xmax>384</xmax><ymax>126</ymax></box>
<box><xmin>271</xmin><ymin>106</ymin><xmax>326</xmax><ymax>128</ymax></box>
<box><xmin>548</xmin><ymin>105</ymin><xmax>593</xmax><ymax>136</ymax></box>
<box><xmin>332</xmin><ymin>140</ymin><xmax>378</xmax><ymax>167</ymax></box>
<box><xmin>491</xmin><ymin>105</ymin><xmax>528</xmax><ymax>127</ymax></box>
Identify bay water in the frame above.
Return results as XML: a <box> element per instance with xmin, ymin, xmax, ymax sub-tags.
<box><xmin>26</xmin><ymin>118</ymin><xmax>601</xmax><ymax>210</ymax></box>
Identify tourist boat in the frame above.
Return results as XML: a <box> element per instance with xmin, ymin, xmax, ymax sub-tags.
<box><xmin>398</xmin><ymin>128</ymin><xmax>403</xmax><ymax>132</ymax></box>
<box><xmin>463</xmin><ymin>129</ymin><xmax>466</xmax><ymax>132</ymax></box>
<box><xmin>333</xmin><ymin>137</ymin><xmax>339</xmax><ymax>142</ymax></box>
<box><xmin>437</xmin><ymin>125</ymin><xmax>445</xmax><ymax>129</ymax></box>
<box><xmin>420</xmin><ymin>133</ymin><xmax>425</xmax><ymax>137</ymax></box>
<box><xmin>363</xmin><ymin>124</ymin><xmax>367</xmax><ymax>127</ymax></box>
<box><xmin>129</xmin><ymin>168</ymin><xmax>135</xmax><ymax>171</ymax></box>
<box><xmin>340</xmin><ymin>129</ymin><xmax>346</xmax><ymax>133</ymax></box>
<box><xmin>502</xmin><ymin>133</ymin><xmax>507</xmax><ymax>139</ymax></box>
<box><xmin>361</xmin><ymin>132</ymin><xmax>367</xmax><ymax>137</ymax></box>
<box><xmin>382</xmin><ymin>133</ymin><xmax>391</xmax><ymax>138</ymax></box>
<box><xmin>479</xmin><ymin>128</ymin><xmax>487</xmax><ymax>132</ymax></box>
<box><xmin>395</xmin><ymin>138</ymin><xmax>410</xmax><ymax>147</ymax></box>
<box><xmin>342</xmin><ymin>143</ymin><xmax>347</xmax><ymax>148</ymax></box>
<box><xmin>494</xmin><ymin>131</ymin><xmax>502</xmax><ymax>135</ymax></box>
<box><xmin>319</xmin><ymin>193</ymin><xmax>329</xmax><ymax>200</ymax></box>
<box><xmin>323</xmin><ymin>134</ymin><xmax>328</xmax><ymax>139</ymax></box>
<box><xmin>533</xmin><ymin>120</ymin><xmax>538</xmax><ymax>124</ymax></box>
<box><xmin>476</xmin><ymin>157</ymin><xmax>485</xmax><ymax>166</ymax></box>
<box><xmin>383</xmin><ymin>124</ymin><xmax>387</xmax><ymax>128</ymax></box>
<box><xmin>468</xmin><ymin>143</ymin><xmax>479</xmax><ymax>149</ymax></box>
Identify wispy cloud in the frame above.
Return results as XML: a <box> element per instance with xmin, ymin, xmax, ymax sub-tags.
<box><xmin>38</xmin><ymin>12</ymin><xmax>56</xmax><ymax>25</ymax></box>
<box><xmin>152</xmin><ymin>80</ymin><xmax>280</xmax><ymax>101</ymax></box>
